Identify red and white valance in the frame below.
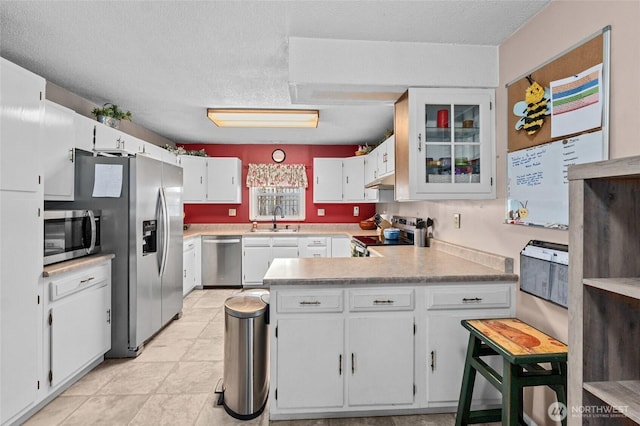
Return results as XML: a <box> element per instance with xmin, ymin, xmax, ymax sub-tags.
<box><xmin>246</xmin><ymin>163</ymin><xmax>308</xmax><ymax>188</ymax></box>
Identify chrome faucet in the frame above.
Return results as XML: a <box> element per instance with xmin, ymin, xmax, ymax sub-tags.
<box><xmin>273</xmin><ymin>205</ymin><xmax>284</xmax><ymax>230</ymax></box>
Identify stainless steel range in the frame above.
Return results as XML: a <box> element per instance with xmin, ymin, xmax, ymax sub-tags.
<box><xmin>351</xmin><ymin>216</ymin><xmax>424</xmax><ymax>257</ymax></box>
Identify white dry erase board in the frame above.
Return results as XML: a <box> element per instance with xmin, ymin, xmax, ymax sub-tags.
<box><xmin>506</xmin><ymin>132</ymin><xmax>605</xmax><ymax>229</ymax></box>
<box><xmin>505</xmin><ymin>27</ymin><xmax>610</xmax><ymax>229</ymax></box>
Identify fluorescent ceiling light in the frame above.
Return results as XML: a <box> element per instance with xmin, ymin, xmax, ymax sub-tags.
<box><xmin>207</xmin><ymin>108</ymin><xmax>319</xmax><ymax>128</ymax></box>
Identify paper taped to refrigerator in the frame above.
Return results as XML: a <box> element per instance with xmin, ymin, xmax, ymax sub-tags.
<box><xmin>92</xmin><ymin>164</ymin><xmax>123</xmax><ymax>197</ymax></box>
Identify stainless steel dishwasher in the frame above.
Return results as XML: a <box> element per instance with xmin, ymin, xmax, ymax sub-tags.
<box><xmin>202</xmin><ymin>236</ymin><xmax>242</xmax><ymax>288</ymax></box>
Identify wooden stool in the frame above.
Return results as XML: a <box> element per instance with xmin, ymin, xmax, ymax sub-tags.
<box><xmin>455</xmin><ymin>318</ymin><xmax>568</xmax><ymax>426</ymax></box>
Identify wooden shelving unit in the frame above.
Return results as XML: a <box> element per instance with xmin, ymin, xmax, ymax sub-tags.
<box><xmin>568</xmin><ymin>156</ymin><xmax>640</xmax><ymax>426</ymax></box>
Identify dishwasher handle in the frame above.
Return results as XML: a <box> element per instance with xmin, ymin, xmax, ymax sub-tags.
<box><xmin>203</xmin><ymin>238</ymin><xmax>241</xmax><ymax>244</ymax></box>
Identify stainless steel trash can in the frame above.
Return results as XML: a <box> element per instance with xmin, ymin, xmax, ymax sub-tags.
<box><xmin>223</xmin><ymin>294</ymin><xmax>269</xmax><ymax>420</ymax></box>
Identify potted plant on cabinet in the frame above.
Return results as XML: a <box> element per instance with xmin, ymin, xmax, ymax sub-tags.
<box><xmin>91</xmin><ymin>103</ymin><xmax>132</xmax><ymax>129</ymax></box>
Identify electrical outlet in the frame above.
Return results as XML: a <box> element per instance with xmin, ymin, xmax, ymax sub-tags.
<box><xmin>453</xmin><ymin>213</ymin><xmax>461</xmax><ymax>229</ymax></box>
<box><xmin>229</xmin><ymin>208</ymin><xmax>237</xmax><ymax>217</ymax></box>
<box><xmin>317</xmin><ymin>208</ymin><xmax>325</xmax><ymax>217</ymax></box>
<box><xmin>353</xmin><ymin>206</ymin><xmax>359</xmax><ymax>216</ymax></box>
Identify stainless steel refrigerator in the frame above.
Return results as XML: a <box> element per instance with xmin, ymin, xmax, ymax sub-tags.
<box><xmin>47</xmin><ymin>153</ymin><xmax>183</xmax><ymax>357</ymax></box>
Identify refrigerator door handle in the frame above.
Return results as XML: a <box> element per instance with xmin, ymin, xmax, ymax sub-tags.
<box><xmin>158</xmin><ymin>187</ymin><xmax>170</xmax><ymax>277</ymax></box>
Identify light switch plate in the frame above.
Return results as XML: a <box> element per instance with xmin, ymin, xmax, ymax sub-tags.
<box><xmin>353</xmin><ymin>206</ymin><xmax>359</xmax><ymax>216</ymax></box>
<box><xmin>317</xmin><ymin>208</ymin><xmax>325</xmax><ymax>216</ymax></box>
<box><xmin>453</xmin><ymin>213</ymin><xmax>461</xmax><ymax>228</ymax></box>
<box><xmin>229</xmin><ymin>208</ymin><xmax>237</xmax><ymax>216</ymax></box>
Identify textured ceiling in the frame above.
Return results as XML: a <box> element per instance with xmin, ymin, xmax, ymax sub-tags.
<box><xmin>0</xmin><ymin>1</ymin><xmax>549</xmax><ymax>145</ymax></box>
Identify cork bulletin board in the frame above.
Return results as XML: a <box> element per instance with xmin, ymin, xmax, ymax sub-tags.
<box><xmin>506</xmin><ymin>26</ymin><xmax>610</xmax><ymax>229</ymax></box>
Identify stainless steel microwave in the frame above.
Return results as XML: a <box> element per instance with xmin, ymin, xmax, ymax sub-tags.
<box><xmin>44</xmin><ymin>210</ymin><xmax>101</xmax><ymax>265</ymax></box>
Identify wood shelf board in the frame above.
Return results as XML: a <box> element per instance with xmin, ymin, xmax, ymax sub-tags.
<box><xmin>568</xmin><ymin>155</ymin><xmax>640</xmax><ymax>181</ymax></box>
<box><xmin>583</xmin><ymin>277</ymin><xmax>640</xmax><ymax>300</ymax></box>
<box><xmin>583</xmin><ymin>380</ymin><xmax>640</xmax><ymax>423</ymax></box>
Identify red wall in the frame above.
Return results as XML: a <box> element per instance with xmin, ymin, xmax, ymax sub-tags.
<box><xmin>179</xmin><ymin>143</ymin><xmax>376</xmax><ymax>224</ymax></box>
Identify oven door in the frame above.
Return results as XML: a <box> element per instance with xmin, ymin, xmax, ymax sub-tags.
<box><xmin>44</xmin><ymin>210</ymin><xmax>101</xmax><ymax>265</ymax></box>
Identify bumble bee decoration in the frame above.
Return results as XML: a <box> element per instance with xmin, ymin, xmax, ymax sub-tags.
<box><xmin>513</xmin><ymin>75</ymin><xmax>551</xmax><ymax>135</ymax></box>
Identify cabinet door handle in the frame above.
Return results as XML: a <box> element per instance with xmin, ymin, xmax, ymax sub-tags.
<box><xmin>316</xmin><ymin>176</ymin><xmax>319</xmax><ymax>185</ymax></box>
<box><xmin>418</xmin><ymin>133</ymin><xmax>422</xmax><ymax>152</ymax></box>
<box><xmin>373</xmin><ymin>299</ymin><xmax>394</xmax><ymax>305</ymax></box>
<box><xmin>80</xmin><ymin>277</ymin><xmax>95</xmax><ymax>284</ymax></box>
<box><xmin>68</xmin><ymin>149</ymin><xmax>74</xmax><ymax>162</ymax></box>
<box><xmin>462</xmin><ymin>297</ymin><xmax>483</xmax><ymax>303</ymax></box>
<box><xmin>339</xmin><ymin>354</ymin><xmax>342</xmax><ymax>375</ymax></box>
<box><xmin>106</xmin><ymin>309</ymin><xmax>111</xmax><ymax>324</ymax></box>
<box><xmin>184</xmin><ymin>269</ymin><xmax>187</xmax><ymax>278</ymax></box>
<box><xmin>351</xmin><ymin>353</ymin><xmax>356</xmax><ymax>374</ymax></box>
<box><xmin>231</xmin><ymin>177</ymin><xmax>234</xmax><ymax>185</ymax></box>
<box><xmin>431</xmin><ymin>350</ymin><xmax>435</xmax><ymax>371</ymax></box>
<box><xmin>299</xmin><ymin>301</ymin><xmax>321</xmax><ymax>305</ymax></box>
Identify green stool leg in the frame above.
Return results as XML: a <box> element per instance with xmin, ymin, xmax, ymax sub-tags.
<box><xmin>551</xmin><ymin>361</ymin><xmax>568</xmax><ymax>426</ymax></box>
<box><xmin>455</xmin><ymin>334</ymin><xmax>480</xmax><ymax>426</ymax></box>
<box><xmin>502</xmin><ymin>359</ymin><xmax>521</xmax><ymax>426</ymax></box>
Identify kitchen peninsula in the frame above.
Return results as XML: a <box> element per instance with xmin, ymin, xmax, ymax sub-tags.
<box><xmin>263</xmin><ymin>240</ymin><xmax>518</xmax><ymax>420</ymax></box>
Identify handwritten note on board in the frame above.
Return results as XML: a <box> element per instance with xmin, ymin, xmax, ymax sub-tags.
<box><xmin>506</xmin><ymin>131</ymin><xmax>604</xmax><ymax>229</ymax></box>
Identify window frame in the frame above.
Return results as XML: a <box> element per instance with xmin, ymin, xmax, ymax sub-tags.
<box><xmin>249</xmin><ymin>186</ymin><xmax>306</xmax><ymax>222</ymax></box>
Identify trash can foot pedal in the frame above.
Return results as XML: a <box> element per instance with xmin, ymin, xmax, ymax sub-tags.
<box><xmin>214</xmin><ymin>378</ymin><xmax>224</xmax><ymax>406</ymax></box>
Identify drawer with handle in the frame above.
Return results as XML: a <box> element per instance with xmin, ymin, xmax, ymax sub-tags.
<box><xmin>426</xmin><ymin>284</ymin><xmax>513</xmax><ymax>310</ymax></box>
<box><xmin>302</xmin><ymin>236</ymin><xmax>328</xmax><ymax>247</ymax></box>
<box><xmin>277</xmin><ymin>289</ymin><xmax>343</xmax><ymax>313</ymax></box>
<box><xmin>349</xmin><ymin>288</ymin><xmax>414</xmax><ymax>311</ymax></box>
<box><xmin>48</xmin><ymin>262</ymin><xmax>110</xmax><ymax>301</ymax></box>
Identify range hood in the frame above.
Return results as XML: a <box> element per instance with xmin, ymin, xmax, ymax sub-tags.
<box><xmin>365</xmin><ymin>173</ymin><xmax>395</xmax><ymax>190</ymax></box>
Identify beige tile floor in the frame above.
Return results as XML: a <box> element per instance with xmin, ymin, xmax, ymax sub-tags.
<box><xmin>24</xmin><ymin>289</ymin><xmax>461</xmax><ymax>426</ymax></box>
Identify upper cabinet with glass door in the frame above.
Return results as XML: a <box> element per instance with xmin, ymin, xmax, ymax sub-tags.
<box><xmin>394</xmin><ymin>88</ymin><xmax>495</xmax><ymax>200</ymax></box>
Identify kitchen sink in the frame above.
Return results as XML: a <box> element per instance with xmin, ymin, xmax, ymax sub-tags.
<box><xmin>251</xmin><ymin>228</ymin><xmax>299</xmax><ymax>233</ymax></box>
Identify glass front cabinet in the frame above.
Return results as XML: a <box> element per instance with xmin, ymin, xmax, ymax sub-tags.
<box><xmin>394</xmin><ymin>88</ymin><xmax>495</xmax><ymax>200</ymax></box>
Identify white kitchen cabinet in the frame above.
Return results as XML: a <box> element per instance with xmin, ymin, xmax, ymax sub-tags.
<box><xmin>139</xmin><ymin>141</ymin><xmax>166</xmax><ymax>163</ymax></box>
<box><xmin>42</xmin><ymin>102</ymin><xmax>96</xmax><ymax>201</ymax></box>
<box><xmin>364</xmin><ymin>135</ymin><xmax>395</xmax><ymax>190</ymax></box>
<box><xmin>271</xmin><ymin>287</ymin><xmax>416</xmax><ymax>418</ymax></box>
<box><xmin>0</xmin><ymin>58</ymin><xmax>45</xmax><ymax>193</ymax></box>
<box><xmin>313</xmin><ymin>158</ymin><xmax>343</xmax><ymax>202</ymax></box>
<box><xmin>242</xmin><ymin>236</ymin><xmax>298</xmax><ymax>286</ymax></box>
<box><xmin>425</xmin><ymin>284</ymin><xmax>513</xmax><ymax>407</ymax></box>
<box><xmin>0</xmin><ymin>193</ymin><xmax>43</xmax><ymax>426</ymax></box>
<box><xmin>342</xmin><ymin>156</ymin><xmax>366</xmax><ymax>202</ymax></box>
<box><xmin>314</xmin><ymin>156</ymin><xmax>377</xmax><ymax>203</ymax></box>
<box><xmin>298</xmin><ymin>236</ymin><xmax>331</xmax><ymax>258</ymax></box>
<box><xmin>206</xmin><ymin>157</ymin><xmax>242</xmax><ymax>203</ymax></box>
<box><xmin>93</xmin><ymin>121</ymin><xmax>143</xmax><ymax>155</ymax></box>
<box><xmin>0</xmin><ymin>58</ymin><xmax>45</xmax><ymax>426</ymax></box>
<box><xmin>161</xmin><ymin>148</ymin><xmax>179</xmax><ymax>166</ymax></box>
<box><xmin>348</xmin><ymin>314</ymin><xmax>415</xmax><ymax>406</ymax></box>
<box><xmin>331</xmin><ymin>236</ymin><xmax>352</xmax><ymax>258</ymax></box>
<box><xmin>347</xmin><ymin>288</ymin><xmax>415</xmax><ymax>407</ymax></box>
<box><xmin>395</xmin><ymin>88</ymin><xmax>495</xmax><ymax>200</ymax></box>
<box><xmin>179</xmin><ymin>155</ymin><xmax>207</xmax><ymax>202</ymax></box>
<box><xmin>377</xmin><ymin>135</ymin><xmax>395</xmax><ymax>178</ymax></box>
<box><xmin>45</xmin><ymin>261</ymin><xmax>111</xmax><ymax>390</ymax></box>
<box><xmin>275</xmin><ymin>317</ymin><xmax>345</xmax><ymax>409</ymax></box>
<box><xmin>179</xmin><ymin>156</ymin><xmax>242</xmax><ymax>203</ymax></box>
<box><xmin>242</xmin><ymin>237</ymin><xmax>272</xmax><ymax>286</ymax></box>
<box><xmin>74</xmin><ymin>114</ymin><xmax>97</xmax><ymax>151</ymax></box>
<box><xmin>183</xmin><ymin>238</ymin><xmax>197</xmax><ymax>296</ymax></box>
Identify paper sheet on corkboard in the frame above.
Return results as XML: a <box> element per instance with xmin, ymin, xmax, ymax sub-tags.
<box><xmin>507</xmin><ymin>32</ymin><xmax>605</xmax><ymax>152</ymax></box>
